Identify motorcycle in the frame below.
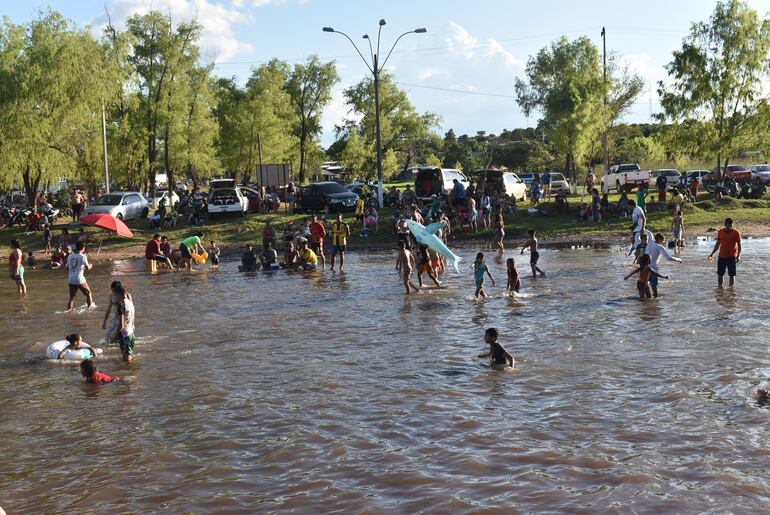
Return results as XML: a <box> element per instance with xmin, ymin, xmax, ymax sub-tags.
<box><xmin>738</xmin><ymin>182</ymin><xmax>767</xmax><ymax>199</ymax></box>
<box><xmin>38</xmin><ymin>203</ymin><xmax>59</xmax><ymax>224</ymax></box>
<box><xmin>4</xmin><ymin>206</ymin><xmax>30</xmax><ymax>228</ymax></box>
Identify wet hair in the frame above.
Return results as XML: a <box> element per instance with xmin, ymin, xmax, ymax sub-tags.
<box><xmin>507</xmin><ymin>257</ymin><xmax>515</xmax><ymax>266</ymax></box>
<box><xmin>655</xmin><ymin>233</ymin><xmax>665</xmax><ymax>242</ymax></box>
<box><xmin>196</xmin><ymin>231</ymin><xmax>204</xmax><ymax>238</ymax></box>
<box><xmin>110</xmin><ymin>280</ymin><xmax>123</xmax><ymax>291</ymax></box>
<box><xmin>76</xmin><ymin>241</ymin><xmax>85</xmax><ymax>251</ymax></box>
<box><xmin>476</xmin><ymin>252</ymin><xmax>484</xmax><ymax>260</ymax></box>
<box><xmin>639</xmin><ymin>254</ymin><xmax>651</xmax><ymax>266</ymax></box>
<box><xmin>65</xmin><ymin>334</ymin><xmax>81</xmax><ymax>345</ymax></box>
<box><xmin>725</xmin><ymin>218</ymin><xmax>733</xmax><ymax>226</ymax></box>
<box><xmin>485</xmin><ymin>327</ymin><xmax>499</xmax><ymax>339</ymax></box>
<box><xmin>528</xmin><ymin>229</ymin><xmax>535</xmax><ymax>236</ymax></box>
<box><xmin>80</xmin><ymin>359</ymin><xmax>96</xmax><ymax>378</ymax></box>
<box><xmin>10</xmin><ymin>239</ymin><xmax>20</xmax><ymax>249</ymax></box>
<box><xmin>113</xmin><ymin>284</ymin><xmax>127</xmax><ymax>299</ymax></box>
<box><xmin>640</xmin><ymin>232</ymin><xmax>648</xmax><ymax>241</ymax></box>
<box><xmin>398</xmin><ymin>240</ymin><xmax>406</xmax><ymax>249</ymax></box>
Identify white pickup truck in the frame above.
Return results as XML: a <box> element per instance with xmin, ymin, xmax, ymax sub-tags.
<box><xmin>601</xmin><ymin>163</ymin><xmax>652</xmax><ymax>194</ymax></box>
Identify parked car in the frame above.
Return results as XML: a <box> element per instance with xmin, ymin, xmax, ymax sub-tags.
<box><xmin>601</xmin><ymin>163</ymin><xmax>651</xmax><ymax>193</ymax></box>
<box><xmin>412</xmin><ymin>166</ymin><xmax>469</xmax><ymax>200</ymax></box>
<box><xmin>345</xmin><ymin>182</ymin><xmax>379</xmax><ymax>199</ymax></box>
<box><xmin>517</xmin><ymin>172</ymin><xmax>536</xmax><ymax>188</ymax></box>
<box><xmin>546</xmin><ymin>172</ymin><xmax>570</xmax><ymax>193</ymax></box>
<box><xmin>685</xmin><ymin>170</ymin><xmax>710</xmax><ymax>184</ymax></box>
<box><xmin>207</xmin><ymin>178</ymin><xmax>249</xmax><ymax>216</ymax></box>
<box><xmin>649</xmin><ymin>169</ymin><xmax>682</xmax><ymax>189</ymax></box>
<box><xmin>239</xmin><ymin>187</ymin><xmax>262</xmax><ymax>213</ymax></box>
<box><xmin>748</xmin><ymin>164</ymin><xmax>770</xmax><ymax>184</ymax></box>
<box><xmin>296</xmin><ymin>181</ymin><xmax>358</xmax><ymax>213</ymax></box>
<box><xmin>475</xmin><ymin>170</ymin><xmax>527</xmax><ymax>201</ymax></box>
<box><xmin>84</xmin><ymin>191</ymin><xmax>149</xmax><ymax>221</ymax></box>
<box><xmin>151</xmin><ymin>189</ymin><xmax>179</xmax><ymax>207</ymax></box>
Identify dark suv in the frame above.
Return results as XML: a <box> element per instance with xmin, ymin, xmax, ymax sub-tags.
<box><xmin>296</xmin><ymin>181</ymin><xmax>358</xmax><ymax>213</ymax></box>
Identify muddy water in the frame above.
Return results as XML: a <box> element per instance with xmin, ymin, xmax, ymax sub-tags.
<box><xmin>2</xmin><ymin>237</ymin><xmax>770</xmax><ymax>512</ymax></box>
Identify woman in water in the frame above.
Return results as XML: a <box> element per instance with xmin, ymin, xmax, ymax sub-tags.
<box><xmin>57</xmin><ymin>334</ymin><xmax>97</xmax><ymax>360</ymax></box>
<box><xmin>102</xmin><ymin>281</ymin><xmax>131</xmax><ymax>344</ymax></box>
<box><xmin>9</xmin><ymin>239</ymin><xmax>26</xmax><ymax>295</ymax></box>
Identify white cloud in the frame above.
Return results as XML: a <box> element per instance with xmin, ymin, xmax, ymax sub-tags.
<box><xmin>97</xmin><ymin>0</ymin><xmax>254</xmax><ymax>62</ymax></box>
<box><xmin>417</xmin><ymin>66</ymin><xmax>449</xmax><ymax>82</ymax></box>
<box><xmin>233</xmin><ymin>0</ymin><xmax>284</xmax><ymax>6</ymax></box>
<box><xmin>446</xmin><ymin>21</ymin><xmax>522</xmax><ymax>68</ymax></box>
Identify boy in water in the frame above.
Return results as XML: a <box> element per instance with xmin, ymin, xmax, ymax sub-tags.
<box><xmin>80</xmin><ymin>359</ymin><xmax>120</xmax><ymax>384</ymax></box>
<box><xmin>415</xmin><ymin>243</ymin><xmax>441</xmax><ymax>288</ymax></box>
<box><xmin>477</xmin><ymin>328</ymin><xmax>514</xmax><ymax>370</ymax></box>
<box><xmin>506</xmin><ymin>257</ymin><xmax>521</xmax><ymax>293</ymax></box>
<box><xmin>395</xmin><ymin>240</ymin><xmax>420</xmax><ymax>294</ymax></box>
<box><xmin>672</xmin><ymin>211</ymin><xmax>684</xmax><ymax>253</ymax></box>
<box><xmin>208</xmin><ymin>241</ymin><xmax>221</xmax><ymax>266</ymax></box>
<box><xmin>624</xmin><ymin>253</ymin><xmax>668</xmax><ymax>300</ymax></box>
<box><xmin>472</xmin><ymin>252</ymin><xmax>495</xmax><ymax>298</ymax></box>
<box><xmin>521</xmin><ymin>229</ymin><xmax>546</xmax><ymax>278</ymax></box>
<box><xmin>298</xmin><ymin>240</ymin><xmax>318</xmax><ymax>270</ymax></box>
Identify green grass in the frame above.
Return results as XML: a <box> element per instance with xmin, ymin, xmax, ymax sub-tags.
<box><xmin>2</xmin><ymin>194</ymin><xmax>769</xmax><ymax>257</ymax></box>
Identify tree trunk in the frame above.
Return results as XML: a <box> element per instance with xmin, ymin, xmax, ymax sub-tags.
<box><xmin>164</xmin><ymin>125</ymin><xmax>175</xmax><ymax>195</ymax></box>
<box><xmin>148</xmin><ymin>133</ymin><xmax>157</xmax><ymax>199</ymax></box>
<box><xmin>299</xmin><ymin>135</ymin><xmax>306</xmax><ymax>183</ymax></box>
<box><xmin>22</xmin><ymin>165</ymin><xmax>42</xmax><ymax>206</ymax></box>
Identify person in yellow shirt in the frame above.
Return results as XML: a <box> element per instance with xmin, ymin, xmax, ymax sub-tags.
<box><xmin>298</xmin><ymin>241</ymin><xmax>318</xmax><ymax>270</ymax></box>
<box><xmin>354</xmin><ymin>197</ymin><xmax>365</xmax><ymax>230</ymax></box>
<box><xmin>330</xmin><ymin>212</ymin><xmax>350</xmax><ymax>271</ymax></box>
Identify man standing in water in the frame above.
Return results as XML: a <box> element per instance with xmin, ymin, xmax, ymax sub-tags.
<box><xmin>330</xmin><ymin>213</ymin><xmax>350</xmax><ymax>272</ymax></box>
<box><xmin>709</xmin><ymin>218</ymin><xmax>741</xmax><ymax>287</ymax></box>
<box><xmin>66</xmin><ymin>241</ymin><xmax>93</xmax><ymax>311</ymax></box>
<box><xmin>9</xmin><ymin>239</ymin><xmax>26</xmax><ymax>295</ymax></box>
<box><xmin>309</xmin><ymin>215</ymin><xmax>326</xmax><ymax>269</ymax></box>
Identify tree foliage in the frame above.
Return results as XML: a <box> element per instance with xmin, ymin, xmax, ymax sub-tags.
<box><xmin>657</xmin><ymin>0</ymin><xmax>770</xmax><ymax>171</ymax></box>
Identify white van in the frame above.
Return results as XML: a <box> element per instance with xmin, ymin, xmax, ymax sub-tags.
<box><xmin>413</xmin><ymin>166</ymin><xmax>470</xmax><ymax>200</ymax></box>
<box><xmin>476</xmin><ymin>170</ymin><xmax>527</xmax><ymax>201</ymax></box>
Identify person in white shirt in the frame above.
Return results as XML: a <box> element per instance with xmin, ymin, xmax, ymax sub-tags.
<box><xmin>66</xmin><ymin>240</ymin><xmax>93</xmax><ymax>311</ymax></box>
<box><xmin>644</xmin><ymin>233</ymin><xmax>682</xmax><ymax>297</ymax></box>
<box><xmin>630</xmin><ymin>199</ymin><xmax>646</xmax><ymax>234</ymax></box>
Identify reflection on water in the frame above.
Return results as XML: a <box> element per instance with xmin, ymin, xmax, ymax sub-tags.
<box><xmin>2</xmin><ymin>238</ymin><xmax>770</xmax><ymax>512</ymax></box>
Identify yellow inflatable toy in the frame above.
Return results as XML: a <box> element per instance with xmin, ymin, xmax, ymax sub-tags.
<box><xmin>191</xmin><ymin>249</ymin><xmax>208</xmax><ymax>264</ymax></box>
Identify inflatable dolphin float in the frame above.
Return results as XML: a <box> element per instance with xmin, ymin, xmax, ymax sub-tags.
<box><xmin>406</xmin><ymin>219</ymin><xmax>462</xmax><ymax>273</ymax></box>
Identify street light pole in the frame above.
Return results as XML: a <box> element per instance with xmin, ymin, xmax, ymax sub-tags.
<box><xmin>101</xmin><ymin>102</ymin><xmax>110</xmax><ymax>194</ymax></box>
<box><xmin>323</xmin><ymin>21</ymin><xmax>426</xmax><ymax>208</ymax></box>
<box><xmin>601</xmin><ymin>27</ymin><xmax>609</xmax><ymax>180</ymax></box>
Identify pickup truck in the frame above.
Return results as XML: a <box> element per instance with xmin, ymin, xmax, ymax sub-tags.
<box><xmin>702</xmin><ymin>165</ymin><xmax>753</xmax><ymax>192</ymax></box>
<box><xmin>601</xmin><ymin>164</ymin><xmax>652</xmax><ymax>194</ymax></box>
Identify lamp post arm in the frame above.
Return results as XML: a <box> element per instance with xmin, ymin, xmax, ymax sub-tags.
<box><xmin>380</xmin><ymin>31</ymin><xmax>417</xmax><ymax>72</ymax></box>
<box><xmin>331</xmin><ymin>29</ymin><xmax>374</xmax><ymax>74</ymax></box>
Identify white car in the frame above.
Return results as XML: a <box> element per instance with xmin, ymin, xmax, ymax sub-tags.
<box><xmin>152</xmin><ymin>189</ymin><xmax>180</xmax><ymax>207</ymax></box>
<box><xmin>546</xmin><ymin>172</ymin><xmax>570</xmax><ymax>193</ymax></box>
<box><xmin>748</xmin><ymin>164</ymin><xmax>770</xmax><ymax>184</ymax></box>
<box><xmin>207</xmin><ymin>179</ymin><xmax>248</xmax><ymax>216</ymax></box>
<box><xmin>478</xmin><ymin>170</ymin><xmax>527</xmax><ymax>201</ymax></box>
<box><xmin>84</xmin><ymin>191</ymin><xmax>149</xmax><ymax>221</ymax></box>
<box><xmin>412</xmin><ymin>166</ymin><xmax>470</xmax><ymax>200</ymax></box>
<box><xmin>601</xmin><ymin>163</ymin><xmax>651</xmax><ymax>193</ymax></box>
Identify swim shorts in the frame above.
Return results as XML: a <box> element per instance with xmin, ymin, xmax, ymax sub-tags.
<box><xmin>419</xmin><ymin>262</ymin><xmax>432</xmax><ymax>275</ymax></box>
<box><xmin>495</xmin><ymin>229</ymin><xmax>505</xmax><ymax>239</ymax></box>
<box><xmin>717</xmin><ymin>257</ymin><xmax>737</xmax><ymax>277</ymax></box>
<box><xmin>119</xmin><ymin>333</ymin><xmax>135</xmax><ymax>356</ymax></box>
<box><xmin>180</xmin><ymin>244</ymin><xmax>192</xmax><ymax>259</ymax></box>
<box><xmin>530</xmin><ymin>251</ymin><xmax>539</xmax><ymax>265</ymax></box>
<box><xmin>331</xmin><ymin>244</ymin><xmax>346</xmax><ymax>255</ymax></box>
<box><xmin>650</xmin><ymin>273</ymin><xmax>658</xmax><ymax>288</ymax></box>
<box><xmin>673</xmin><ymin>227</ymin><xmax>682</xmax><ymax>240</ymax></box>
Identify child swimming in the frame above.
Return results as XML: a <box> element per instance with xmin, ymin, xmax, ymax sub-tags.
<box><xmin>477</xmin><ymin>328</ymin><xmax>514</xmax><ymax>370</ymax></box>
<box><xmin>80</xmin><ymin>359</ymin><xmax>120</xmax><ymax>384</ymax></box>
<box><xmin>472</xmin><ymin>252</ymin><xmax>495</xmax><ymax>298</ymax></box>
<box><xmin>56</xmin><ymin>334</ymin><xmax>97</xmax><ymax>360</ymax></box>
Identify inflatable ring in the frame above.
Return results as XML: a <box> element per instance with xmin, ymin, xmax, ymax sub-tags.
<box><xmin>46</xmin><ymin>340</ymin><xmax>103</xmax><ymax>360</ymax></box>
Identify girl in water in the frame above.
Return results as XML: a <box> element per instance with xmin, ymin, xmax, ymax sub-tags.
<box><xmin>80</xmin><ymin>359</ymin><xmax>120</xmax><ymax>384</ymax></box>
<box><xmin>506</xmin><ymin>257</ymin><xmax>521</xmax><ymax>293</ymax></box>
<box><xmin>624</xmin><ymin>254</ymin><xmax>668</xmax><ymax>300</ymax></box>
<box><xmin>57</xmin><ymin>334</ymin><xmax>98</xmax><ymax>360</ymax></box>
<box><xmin>493</xmin><ymin>213</ymin><xmax>505</xmax><ymax>252</ymax></box>
<box><xmin>472</xmin><ymin>252</ymin><xmax>495</xmax><ymax>298</ymax></box>
<box><xmin>9</xmin><ymin>239</ymin><xmax>26</xmax><ymax>295</ymax></box>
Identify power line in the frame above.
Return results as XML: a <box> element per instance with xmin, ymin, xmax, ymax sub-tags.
<box><xmin>396</xmin><ymin>81</ymin><xmax>517</xmax><ymax>99</ymax></box>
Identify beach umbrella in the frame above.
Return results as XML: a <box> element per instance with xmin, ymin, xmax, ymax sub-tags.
<box><xmin>79</xmin><ymin>213</ymin><xmax>133</xmax><ymax>255</ymax></box>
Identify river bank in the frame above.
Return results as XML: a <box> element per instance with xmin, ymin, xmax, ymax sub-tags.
<box><xmin>2</xmin><ymin>196</ymin><xmax>768</xmax><ymax>263</ymax></box>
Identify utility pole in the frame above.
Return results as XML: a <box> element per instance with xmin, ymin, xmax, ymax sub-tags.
<box><xmin>101</xmin><ymin>102</ymin><xmax>110</xmax><ymax>194</ymax></box>
<box><xmin>373</xmin><ymin>52</ymin><xmax>383</xmax><ymax>208</ymax></box>
<box><xmin>601</xmin><ymin>27</ymin><xmax>609</xmax><ymax>179</ymax></box>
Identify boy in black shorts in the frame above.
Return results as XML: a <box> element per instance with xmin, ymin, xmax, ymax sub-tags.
<box><xmin>521</xmin><ymin>229</ymin><xmax>546</xmax><ymax>278</ymax></box>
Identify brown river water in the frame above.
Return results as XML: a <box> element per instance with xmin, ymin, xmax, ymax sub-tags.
<box><xmin>2</xmin><ymin>237</ymin><xmax>770</xmax><ymax>513</ymax></box>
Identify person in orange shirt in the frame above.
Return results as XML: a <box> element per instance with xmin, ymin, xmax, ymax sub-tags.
<box><xmin>708</xmin><ymin>217</ymin><xmax>741</xmax><ymax>287</ymax></box>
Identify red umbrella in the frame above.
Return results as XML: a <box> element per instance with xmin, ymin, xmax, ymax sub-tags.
<box><xmin>79</xmin><ymin>213</ymin><xmax>133</xmax><ymax>238</ymax></box>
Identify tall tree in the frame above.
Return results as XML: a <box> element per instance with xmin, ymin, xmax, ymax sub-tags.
<box><xmin>285</xmin><ymin>55</ymin><xmax>338</xmax><ymax>182</ymax></box>
<box><xmin>515</xmin><ymin>36</ymin><xmax>605</xmax><ymax>182</ymax></box>
<box><xmin>657</xmin><ymin>0</ymin><xmax>770</xmax><ymax>172</ymax></box>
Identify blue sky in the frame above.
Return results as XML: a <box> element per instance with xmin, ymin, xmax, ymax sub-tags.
<box><xmin>7</xmin><ymin>0</ymin><xmax>770</xmax><ymax>146</ymax></box>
